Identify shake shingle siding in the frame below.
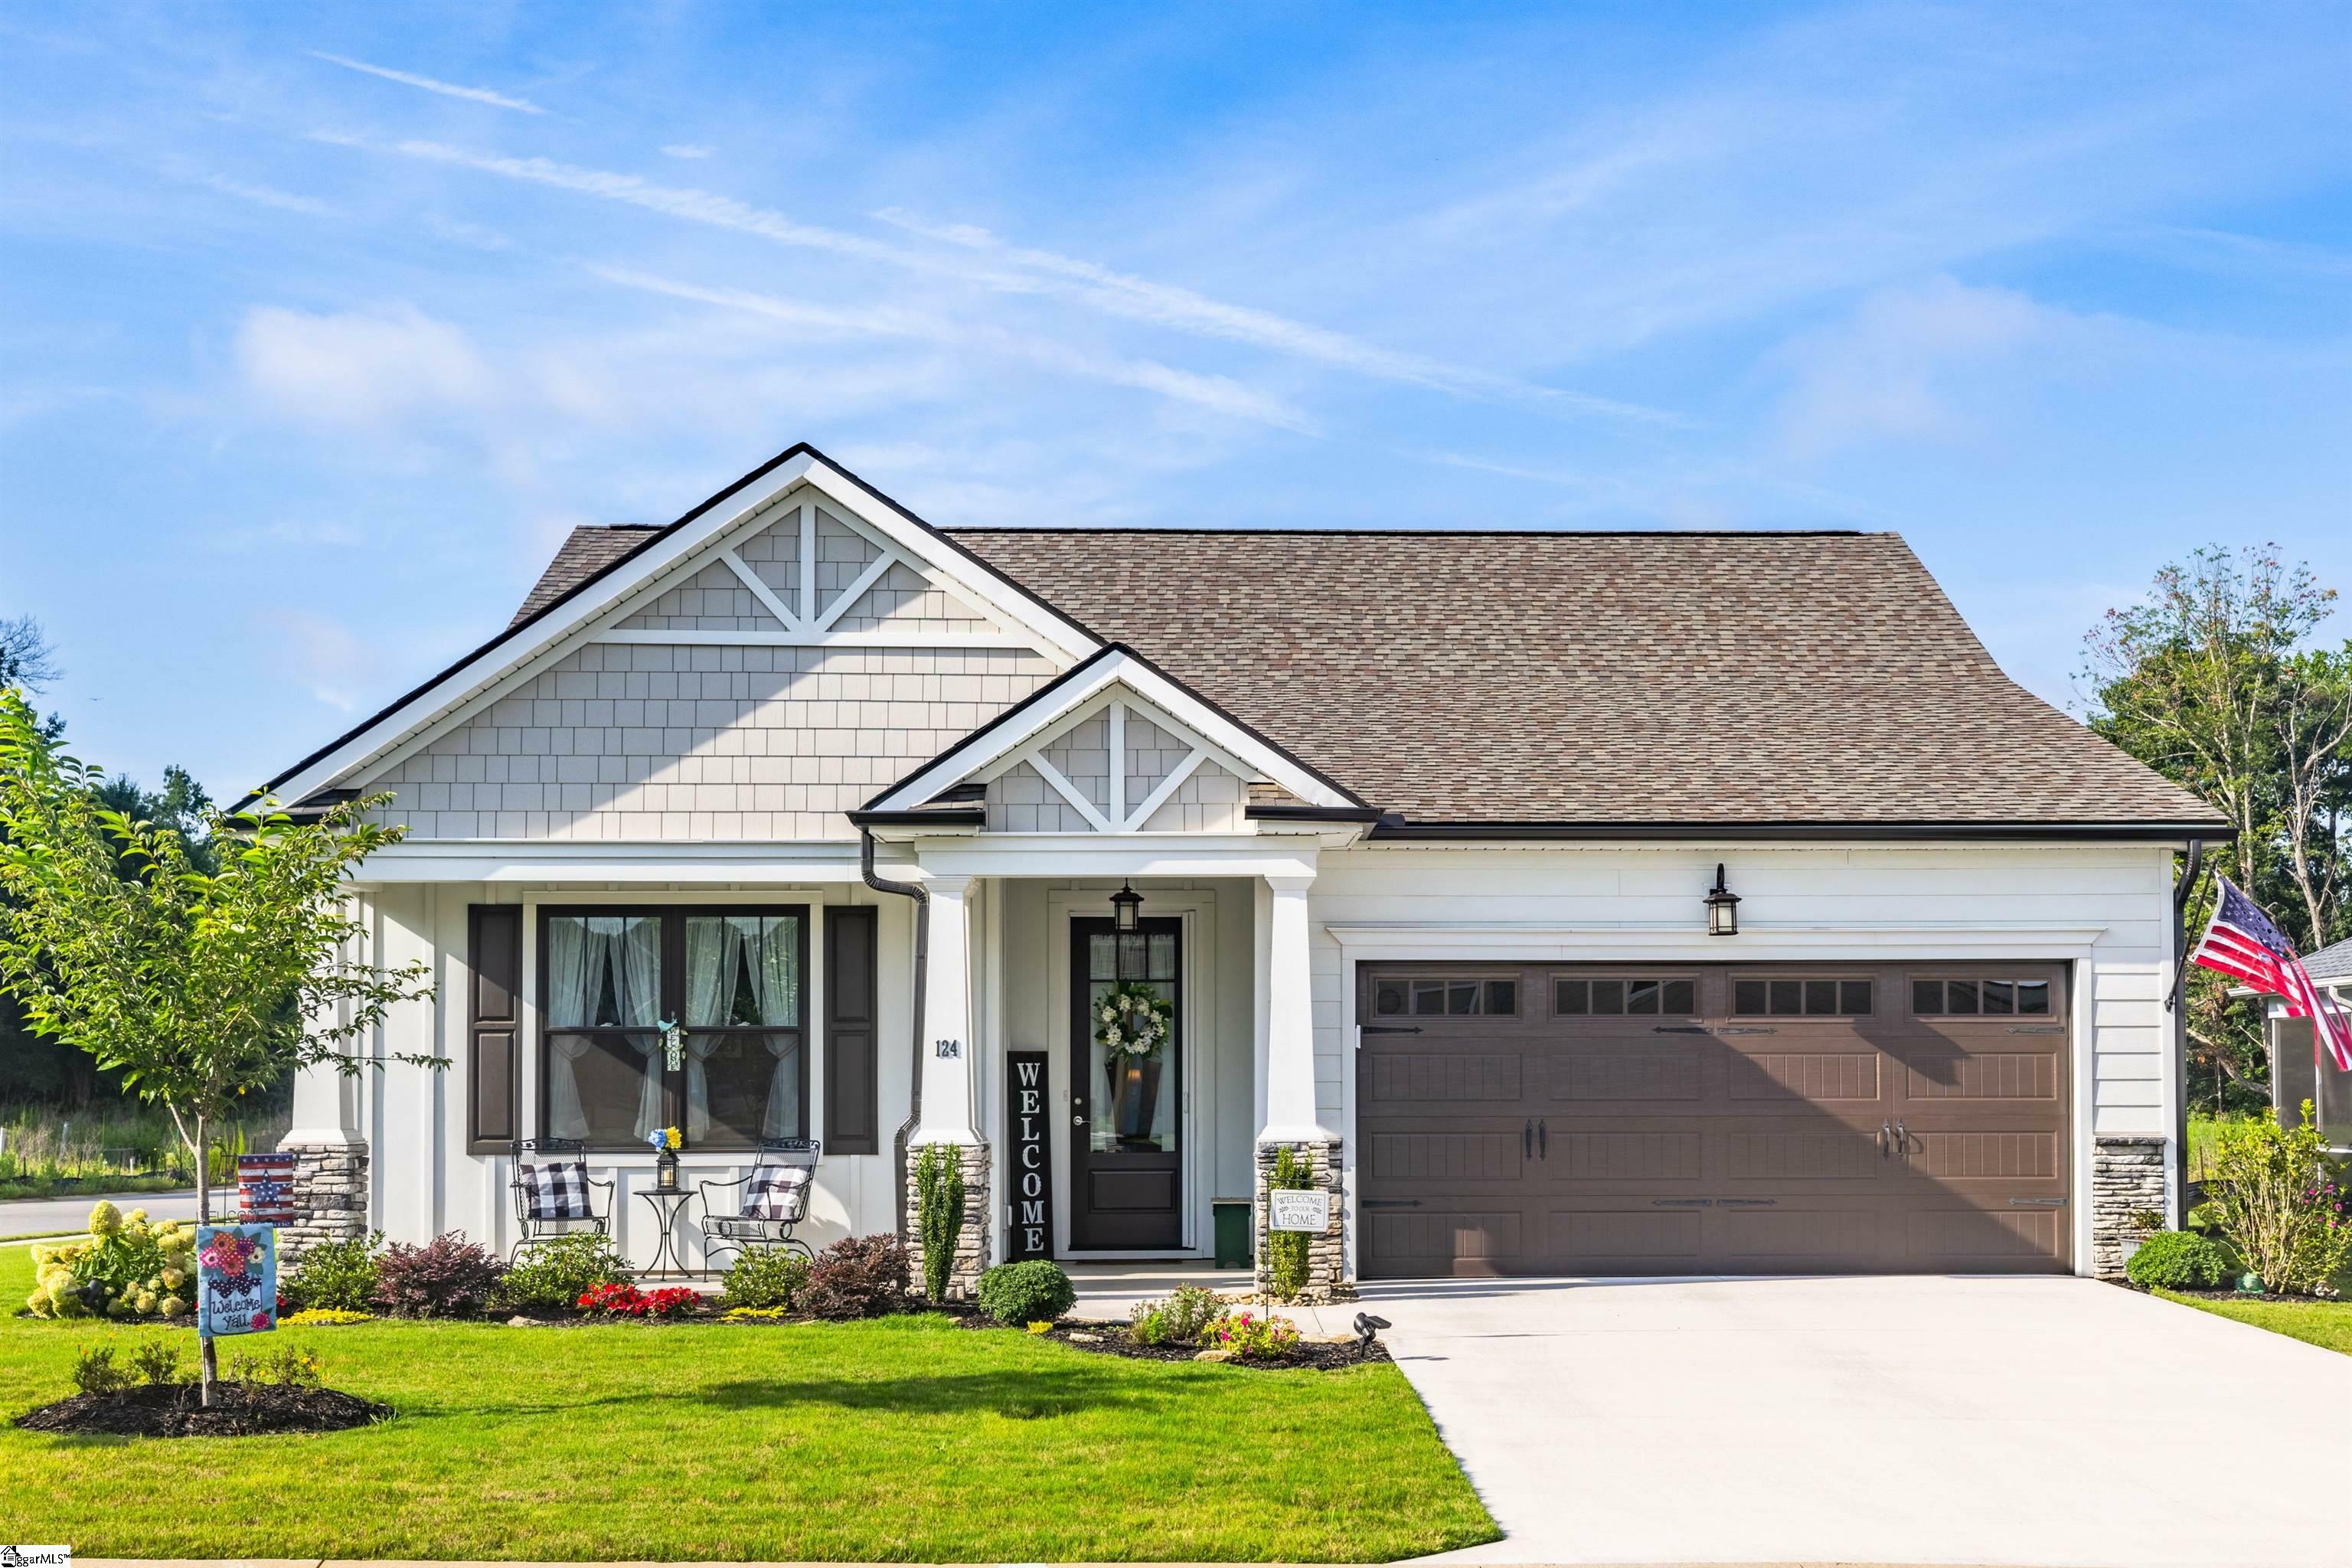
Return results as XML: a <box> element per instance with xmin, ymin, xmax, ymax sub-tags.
<box><xmin>948</xmin><ymin>528</ymin><xmax>2220</xmax><ymax>830</ymax></box>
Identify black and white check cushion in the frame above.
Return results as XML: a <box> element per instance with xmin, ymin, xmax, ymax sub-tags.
<box><xmin>741</xmin><ymin>1163</ymin><xmax>811</xmax><ymax>1222</ymax></box>
<box><xmin>520</xmin><ymin>1160</ymin><xmax>593</xmax><ymax>1220</ymax></box>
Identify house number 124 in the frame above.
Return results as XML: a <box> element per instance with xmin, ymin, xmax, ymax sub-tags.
<box><xmin>935</xmin><ymin>1038</ymin><xmax>962</xmax><ymax>1059</ymax></box>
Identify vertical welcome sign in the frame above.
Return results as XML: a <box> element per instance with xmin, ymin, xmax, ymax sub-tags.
<box><xmin>1006</xmin><ymin>1050</ymin><xmax>1054</xmax><ymax>1260</ymax></box>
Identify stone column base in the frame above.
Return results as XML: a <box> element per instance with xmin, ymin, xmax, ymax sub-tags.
<box><xmin>273</xmin><ymin>1139</ymin><xmax>371</xmax><ymax>1268</ymax></box>
<box><xmin>905</xmin><ymin>1142</ymin><xmax>992</xmax><ymax>1299</ymax></box>
<box><xmin>2091</xmin><ymin>1135</ymin><xmax>2167</xmax><ymax>1277</ymax></box>
<box><xmin>1255</xmin><ymin>1137</ymin><xmax>1352</xmax><ymax>1302</ymax></box>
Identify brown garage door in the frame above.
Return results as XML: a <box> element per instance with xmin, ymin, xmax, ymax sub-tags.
<box><xmin>1358</xmin><ymin>963</ymin><xmax>2071</xmax><ymax>1277</ymax></box>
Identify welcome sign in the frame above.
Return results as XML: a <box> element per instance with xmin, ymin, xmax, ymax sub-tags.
<box><xmin>1005</xmin><ymin>1050</ymin><xmax>1054</xmax><ymax>1261</ymax></box>
<box><xmin>195</xmin><ymin>1223</ymin><xmax>278</xmax><ymax>1339</ymax></box>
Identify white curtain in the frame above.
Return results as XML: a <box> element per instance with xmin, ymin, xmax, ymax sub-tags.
<box><xmin>737</xmin><ymin>916</ymin><xmax>802</xmax><ymax>1138</ymax></box>
<box><xmin>682</xmin><ymin>918</ymin><xmax>743</xmax><ymax>1140</ymax></box>
<box><xmin>590</xmin><ymin>916</ymin><xmax>664</xmax><ymax>1138</ymax></box>
<box><xmin>544</xmin><ymin>916</ymin><xmax>596</xmax><ymax>1138</ymax></box>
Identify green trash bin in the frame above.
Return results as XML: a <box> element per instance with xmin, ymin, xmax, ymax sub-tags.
<box><xmin>1212</xmin><ymin>1197</ymin><xmax>1253</xmax><ymax>1270</ymax></box>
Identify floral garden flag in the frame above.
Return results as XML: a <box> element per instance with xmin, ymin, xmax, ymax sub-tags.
<box><xmin>195</xmin><ymin>1223</ymin><xmax>278</xmax><ymax>1338</ymax></box>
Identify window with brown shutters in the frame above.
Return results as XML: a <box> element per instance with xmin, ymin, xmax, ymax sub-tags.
<box><xmin>467</xmin><ymin>904</ymin><xmax>522</xmax><ymax>1152</ymax></box>
<box><xmin>824</xmin><ymin>906</ymin><xmax>880</xmax><ymax>1155</ymax></box>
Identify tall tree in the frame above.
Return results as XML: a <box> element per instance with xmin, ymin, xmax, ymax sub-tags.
<box><xmin>2082</xmin><ymin>544</ymin><xmax>2352</xmax><ymax>1109</ymax></box>
<box><xmin>0</xmin><ymin>691</ymin><xmax>437</xmax><ymax>1400</ymax></box>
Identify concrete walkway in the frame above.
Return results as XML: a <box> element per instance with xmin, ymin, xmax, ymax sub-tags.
<box><xmin>0</xmin><ymin>1187</ymin><xmax>198</xmax><ymax>1236</ymax></box>
<box><xmin>1361</xmin><ymin>1273</ymin><xmax>2350</xmax><ymax>1568</ymax></box>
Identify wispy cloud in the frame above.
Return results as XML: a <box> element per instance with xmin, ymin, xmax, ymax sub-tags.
<box><xmin>256</xmin><ymin>607</ymin><xmax>375</xmax><ymax>712</ymax></box>
<box><xmin>874</xmin><ymin>207</ymin><xmax>1680</xmax><ymax>423</ymax></box>
<box><xmin>1773</xmin><ymin>276</ymin><xmax>2053</xmax><ymax>458</ymax></box>
<box><xmin>165</xmin><ymin>161</ymin><xmax>335</xmax><ymax>216</ymax></box>
<box><xmin>320</xmin><ymin>135</ymin><xmax>1671</xmax><ymax>425</ymax></box>
<box><xmin>660</xmin><ymin>144</ymin><xmax>715</xmax><ymax>160</ymax></box>
<box><xmin>591</xmin><ymin>265</ymin><xmax>1314</xmax><ymax>431</ymax></box>
<box><xmin>309</xmin><ymin>51</ymin><xmax>547</xmax><ymax>115</ymax></box>
<box><xmin>234</xmin><ymin>302</ymin><xmax>494</xmax><ymax>430</ymax></box>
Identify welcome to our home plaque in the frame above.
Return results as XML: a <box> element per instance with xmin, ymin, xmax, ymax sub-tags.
<box><xmin>1269</xmin><ymin>1188</ymin><xmax>1331</xmax><ymax>1233</ymax></box>
<box><xmin>1005</xmin><ymin>1050</ymin><xmax>1054</xmax><ymax>1261</ymax></box>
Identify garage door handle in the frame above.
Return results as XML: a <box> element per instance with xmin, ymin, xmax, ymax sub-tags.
<box><xmin>1363</xmin><ymin>1199</ymin><xmax>1423</xmax><ymax>1209</ymax></box>
<box><xmin>1523</xmin><ymin>1119</ymin><xmax>1534</xmax><ymax>1160</ymax></box>
<box><xmin>1537</xmin><ymin>1119</ymin><xmax>1547</xmax><ymax>1159</ymax></box>
<box><xmin>1653</xmin><ymin>1026</ymin><xmax>1708</xmax><ymax>1034</ymax></box>
<box><xmin>1363</xmin><ymin>1025</ymin><xmax>1423</xmax><ymax>1034</ymax></box>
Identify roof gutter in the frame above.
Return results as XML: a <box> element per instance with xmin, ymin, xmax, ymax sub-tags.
<box><xmin>1364</xmin><ymin>819</ymin><xmax>2236</xmax><ymax>843</ymax></box>
<box><xmin>2169</xmin><ymin>836</ymin><xmax>2206</xmax><ymax>1229</ymax></box>
<box><xmin>861</xmin><ymin>829</ymin><xmax>927</xmax><ymax>1241</ymax></box>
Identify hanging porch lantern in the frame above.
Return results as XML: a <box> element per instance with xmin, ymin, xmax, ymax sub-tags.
<box><xmin>1704</xmin><ymin>863</ymin><xmax>1741</xmax><ymax>937</ymax></box>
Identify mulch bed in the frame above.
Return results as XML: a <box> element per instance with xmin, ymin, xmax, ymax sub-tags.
<box><xmin>17</xmin><ymin>1381</ymin><xmax>390</xmax><ymax>1438</ymax></box>
<box><xmin>956</xmin><ymin>1312</ymin><xmax>1390</xmax><ymax>1370</ymax></box>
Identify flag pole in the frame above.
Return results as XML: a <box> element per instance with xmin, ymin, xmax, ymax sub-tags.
<box><xmin>2171</xmin><ymin>838</ymin><xmax>2203</xmax><ymax>1228</ymax></box>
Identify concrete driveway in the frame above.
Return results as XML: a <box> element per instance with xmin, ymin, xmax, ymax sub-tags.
<box><xmin>1363</xmin><ymin>1273</ymin><xmax>2350</xmax><ymax>1568</ymax></box>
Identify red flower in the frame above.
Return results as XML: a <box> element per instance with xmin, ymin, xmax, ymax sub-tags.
<box><xmin>250</xmin><ymin>1310</ymin><xmax>272</xmax><ymax>1330</ymax></box>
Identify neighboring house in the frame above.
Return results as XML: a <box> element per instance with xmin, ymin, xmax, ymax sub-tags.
<box><xmin>255</xmin><ymin>443</ymin><xmax>2228</xmax><ymax>1290</ymax></box>
<box><xmin>2249</xmin><ymin>935</ymin><xmax>2352</xmax><ymax>1152</ymax></box>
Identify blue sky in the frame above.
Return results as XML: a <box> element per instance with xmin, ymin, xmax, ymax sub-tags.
<box><xmin>5</xmin><ymin>2</ymin><xmax>2348</xmax><ymax>798</ymax></box>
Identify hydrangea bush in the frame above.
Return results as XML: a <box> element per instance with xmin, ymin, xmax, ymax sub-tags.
<box><xmin>27</xmin><ymin>1201</ymin><xmax>197</xmax><ymax>1320</ymax></box>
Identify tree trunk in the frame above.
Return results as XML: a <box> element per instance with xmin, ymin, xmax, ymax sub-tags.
<box><xmin>194</xmin><ymin>1109</ymin><xmax>215</xmax><ymax>1408</ymax></box>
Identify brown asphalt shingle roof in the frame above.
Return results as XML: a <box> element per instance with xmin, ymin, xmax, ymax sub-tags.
<box><xmin>942</xmin><ymin>528</ymin><xmax>2223</xmax><ymax>829</ymax></box>
<box><xmin>511</xmin><ymin>525</ymin><xmax>660</xmax><ymax>626</ymax></box>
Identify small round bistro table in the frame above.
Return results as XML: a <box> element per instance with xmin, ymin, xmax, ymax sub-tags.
<box><xmin>633</xmin><ymin>1184</ymin><xmax>697</xmax><ymax>1279</ymax></box>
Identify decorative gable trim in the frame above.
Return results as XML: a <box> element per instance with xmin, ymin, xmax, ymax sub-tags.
<box><xmin>861</xmin><ymin>644</ymin><xmax>1364</xmax><ymax>820</ymax></box>
<box><xmin>248</xmin><ymin>444</ymin><xmax>1101</xmax><ymax>809</ymax></box>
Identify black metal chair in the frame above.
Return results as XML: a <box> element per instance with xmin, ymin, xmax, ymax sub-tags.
<box><xmin>509</xmin><ymin>1137</ymin><xmax>616</xmax><ymax>1259</ymax></box>
<box><xmin>697</xmin><ymin>1138</ymin><xmax>821</xmax><ymax>1265</ymax></box>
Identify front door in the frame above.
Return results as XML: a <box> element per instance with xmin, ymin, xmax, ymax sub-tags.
<box><xmin>1070</xmin><ymin>916</ymin><xmax>1184</xmax><ymax>1250</ymax></box>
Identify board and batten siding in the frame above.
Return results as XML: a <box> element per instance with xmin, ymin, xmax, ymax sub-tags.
<box><xmin>344</xmin><ymin>880</ymin><xmax>916</xmax><ymax>1269</ymax></box>
<box><xmin>355</xmin><ymin>642</ymin><xmax>1061</xmax><ymax>842</ymax></box>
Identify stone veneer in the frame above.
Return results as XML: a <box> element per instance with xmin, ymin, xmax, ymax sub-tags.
<box><xmin>273</xmin><ymin>1140</ymin><xmax>371</xmax><ymax>1267</ymax></box>
<box><xmin>2091</xmin><ymin>1134</ymin><xmax>2168</xmax><ymax>1277</ymax></box>
<box><xmin>904</xmin><ymin>1143</ymin><xmax>993</xmax><ymax>1299</ymax></box>
<box><xmin>1254</xmin><ymin>1138</ymin><xmax>1352</xmax><ymax>1302</ymax></box>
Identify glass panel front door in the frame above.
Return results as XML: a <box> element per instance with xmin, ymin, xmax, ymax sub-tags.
<box><xmin>1070</xmin><ymin>916</ymin><xmax>1183</xmax><ymax>1249</ymax></box>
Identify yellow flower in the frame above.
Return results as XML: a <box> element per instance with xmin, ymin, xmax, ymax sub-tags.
<box><xmin>161</xmin><ymin>1268</ymin><xmax>185</xmax><ymax>1291</ymax></box>
<box><xmin>1026</xmin><ymin>1321</ymin><xmax>1053</xmax><ymax>1334</ymax></box>
<box><xmin>27</xmin><ymin>1287</ymin><xmax>51</xmax><ymax>1316</ymax></box>
<box><xmin>87</xmin><ymin>1200</ymin><xmax>122</xmax><ymax>1236</ymax></box>
<box><xmin>160</xmin><ymin>1295</ymin><xmax>189</xmax><ymax>1318</ymax></box>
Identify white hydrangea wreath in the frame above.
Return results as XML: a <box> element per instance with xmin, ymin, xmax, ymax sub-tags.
<box><xmin>1096</xmin><ymin>981</ymin><xmax>1174</xmax><ymax>1061</ymax></box>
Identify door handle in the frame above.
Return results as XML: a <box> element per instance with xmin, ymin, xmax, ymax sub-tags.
<box><xmin>1072</xmin><ymin>1113</ymin><xmax>1086</xmax><ymax>1126</ymax></box>
<box><xmin>1893</xmin><ymin>1121</ymin><xmax>1908</xmax><ymax>1156</ymax></box>
<box><xmin>1880</xmin><ymin>1122</ymin><xmax>1891</xmax><ymax>1157</ymax></box>
<box><xmin>1523</xmin><ymin>1119</ymin><xmax>1533</xmax><ymax>1160</ymax></box>
<box><xmin>1537</xmin><ymin>1119</ymin><xmax>1547</xmax><ymax>1160</ymax></box>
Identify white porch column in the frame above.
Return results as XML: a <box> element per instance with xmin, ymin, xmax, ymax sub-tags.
<box><xmin>912</xmin><ymin>872</ymin><xmax>982</xmax><ymax>1145</ymax></box>
<box><xmin>283</xmin><ymin>1057</ymin><xmax>364</xmax><ymax>1150</ymax></box>
<box><xmin>1258</xmin><ymin>872</ymin><xmax>1328</xmax><ymax>1142</ymax></box>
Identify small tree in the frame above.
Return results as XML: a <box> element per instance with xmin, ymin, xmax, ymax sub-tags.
<box><xmin>0</xmin><ymin>690</ymin><xmax>436</xmax><ymax>1397</ymax></box>
<box><xmin>913</xmin><ymin>1142</ymin><xmax>965</xmax><ymax>1302</ymax></box>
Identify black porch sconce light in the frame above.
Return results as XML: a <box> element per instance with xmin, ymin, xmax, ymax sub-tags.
<box><xmin>1704</xmin><ymin>863</ymin><xmax>1740</xmax><ymax>937</ymax></box>
<box><xmin>1111</xmin><ymin>880</ymin><xmax>1144</xmax><ymax>934</ymax></box>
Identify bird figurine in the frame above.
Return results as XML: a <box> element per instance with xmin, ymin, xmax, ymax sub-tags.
<box><xmin>1353</xmin><ymin>1311</ymin><xmax>1391</xmax><ymax>1350</ymax></box>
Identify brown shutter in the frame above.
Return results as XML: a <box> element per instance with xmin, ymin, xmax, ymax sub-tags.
<box><xmin>825</xmin><ymin>906</ymin><xmax>880</xmax><ymax>1155</ymax></box>
<box><xmin>468</xmin><ymin>905</ymin><xmax>522</xmax><ymax>1152</ymax></box>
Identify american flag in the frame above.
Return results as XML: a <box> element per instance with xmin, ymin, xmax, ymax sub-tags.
<box><xmin>2189</xmin><ymin>876</ymin><xmax>2352</xmax><ymax>1072</ymax></box>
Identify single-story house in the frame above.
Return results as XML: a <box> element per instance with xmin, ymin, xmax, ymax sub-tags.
<box><xmin>254</xmin><ymin>443</ymin><xmax>2229</xmax><ymax>1292</ymax></box>
<box><xmin>2252</xmin><ymin>935</ymin><xmax>2352</xmax><ymax>1152</ymax></box>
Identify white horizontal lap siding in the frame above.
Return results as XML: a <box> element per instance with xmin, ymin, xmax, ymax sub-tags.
<box><xmin>1307</xmin><ymin>841</ymin><xmax>2177</xmax><ymax>1268</ymax></box>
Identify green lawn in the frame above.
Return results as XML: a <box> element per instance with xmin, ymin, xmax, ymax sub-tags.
<box><xmin>0</xmin><ymin>1244</ymin><xmax>1494</xmax><ymax>1561</ymax></box>
<box><xmin>2158</xmin><ymin>1289</ymin><xmax>2352</xmax><ymax>1357</ymax></box>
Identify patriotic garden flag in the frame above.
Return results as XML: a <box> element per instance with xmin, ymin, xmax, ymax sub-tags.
<box><xmin>2189</xmin><ymin>877</ymin><xmax>2352</xmax><ymax>1073</ymax></box>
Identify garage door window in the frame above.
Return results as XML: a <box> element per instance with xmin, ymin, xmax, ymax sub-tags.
<box><xmin>1912</xmin><ymin>978</ymin><xmax>2051</xmax><ymax>1016</ymax></box>
<box><xmin>1553</xmin><ymin>977</ymin><xmax>1697</xmax><ymax>1016</ymax></box>
<box><xmin>1733</xmin><ymin>977</ymin><xmax>1874</xmax><ymax>1016</ymax></box>
<box><xmin>1374</xmin><ymin>977</ymin><xmax>1517</xmax><ymax>1016</ymax></box>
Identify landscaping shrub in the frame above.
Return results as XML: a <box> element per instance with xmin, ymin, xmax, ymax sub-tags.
<box><xmin>373</xmin><ymin>1231</ymin><xmax>505</xmax><ymax>1318</ymax></box>
<box><xmin>2126</xmin><ymin>1229</ymin><xmax>2233</xmax><ymax>1290</ymax></box>
<box><xmin>577</xmin><ymin>1282</ymin><xmax>700</xmax><ymax>1318</ymax></box>
<box><xmin>914</xmin><ymin>1142</ymin><xmax>966</xmax><ymax>1302</ymax></box>
<box><xmin>69</xmin><ymin>1343</ymin><xmax>132</xmax><ymax>1396</ymax></box>
<box><xmin>226</xmin><ymin>1344</ymin><xmax>325</xmax><ymax>1388</ymax></box>
<box><xmin>26</xmin><ymin>1202</ymin><xmax>196</xmax><ymax>1320</ymax></box>
<box><xmin>493</xmin><ymin>1231</ymin><xmax>632</xmax><ymax>1314</ymax></box>
<box><xmin>797</xmin><ymin>1233</ymin><xmax>910</xmax><ymax>1319</ymax></box>
<box><xmin>127</xmin><ymin>1338</ymin><xmax>185</xmax><ymax>1387</ymax></box>
<box><xmin>283</xmin><ymin>1230</ymin><xmax>384</xmax><ymax>1313</ymax></box>
<box><xmin>2204</xmin><ymin>1102</ymin><xmax>2352</xmax><ymax>1295</ymax></box>
<box><xmin>974</xmin><ymin>1259</ymin><xmax>1076</xmax><ymax>1326</ymax></box>
<box><xmin>1204</xmin><ymin>1309</ymin><xmax>1302</xmax><ymax>1361</ymax></box>
<box><xmin>717</xmin><ymin>1246</ymin><xmax>811</xmax><ymax>1312</ymax></box>
<box><xmin>1266</xmin><ymin>1147</ymin><xmax>1312</xmax><ymax>1298</ymax></box>
<box><xmin>1129</xmin><ymin>1283</ymin><xmax>1227</xmax><ymax>1345</ymax></box>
